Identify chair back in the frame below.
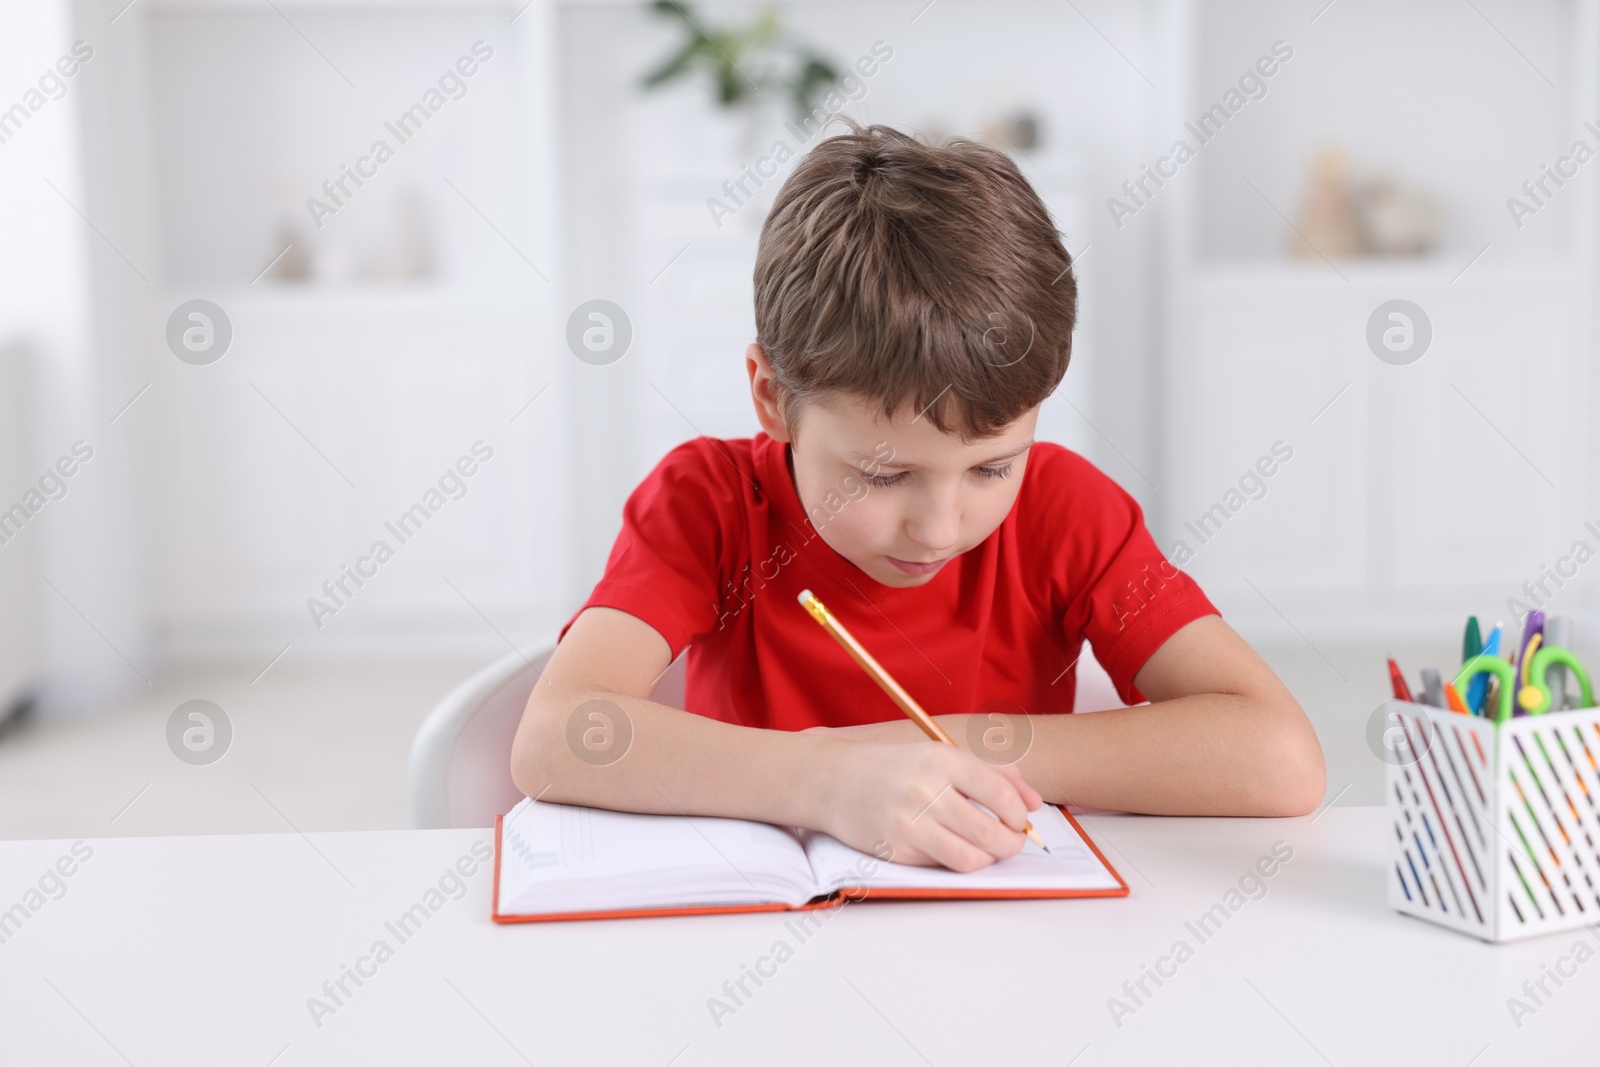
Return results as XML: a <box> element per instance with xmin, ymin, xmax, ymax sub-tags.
<box><xmin>409</xmin><ymin>644</ymin><xmax>689</xmax><ymax>828</ymax></box>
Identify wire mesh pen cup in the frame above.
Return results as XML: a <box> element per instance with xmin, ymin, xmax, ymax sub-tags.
<box><xmin>1382</xmin><ymin>699</ymin><xmax>1600</xmax><ymax>942</ymax></box>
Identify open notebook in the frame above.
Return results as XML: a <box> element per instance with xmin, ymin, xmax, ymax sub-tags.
<box><xmin>492</xmin><ymin>796</ymin><xmax>1127</xmax><ymax>923</ymax></box>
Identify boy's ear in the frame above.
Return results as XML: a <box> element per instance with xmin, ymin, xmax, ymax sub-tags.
<box><xmin>745</xmin><ymin>343</ymin><xmax>792</xmax><ymax>443</ymax></box>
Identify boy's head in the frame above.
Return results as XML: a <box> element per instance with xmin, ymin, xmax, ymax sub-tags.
<box><xmin>746</xmin><ymin>120</ymin><xmax>1078</xmax><ymax>588</ymax></box>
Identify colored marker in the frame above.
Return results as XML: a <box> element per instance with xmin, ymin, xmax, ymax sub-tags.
<box><xmin>1388</xmin><ymin>658</ymin><xmax>1414</xmax><ymax>702</ymax></box>
<box><xmin>1444</xmin><ymin>681</ymin><xmax>1470</xmax><ymax>715</ymax></box>
<box><xmin>1420</xmin><ymin>667</ymin><xmax>1444</xmax><ymax>708</ymax></box>
<box><xmin>1546</xmin><ymin>616</ymin><xmax>1574</xmax><ymax>711</ymax></box>
<box><xmin>1461</xmin><ymin>615</ymin><xmax>1482</xmax><ymax>712</ymax></box>
<box><xmin>1517</xmin><ymin>610</ymin><xmax>1545</xmax><ymax>674</ymax></box>
<box><xmin>1516</xmin><ymin>633</ymin><xmax>1544</xmax><ymax>713</ymax></box>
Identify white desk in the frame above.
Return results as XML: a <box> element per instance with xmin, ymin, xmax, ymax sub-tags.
<box><xmin>0</xmin><ymin>807</ymin><xmax>1587</xmax><ymax>1065</ymax></box>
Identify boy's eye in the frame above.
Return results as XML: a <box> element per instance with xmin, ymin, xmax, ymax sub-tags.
<box><xmin>859</xmin><ymin>463</ymin><xmax>1014</xmax><ymax>487</ymax></box>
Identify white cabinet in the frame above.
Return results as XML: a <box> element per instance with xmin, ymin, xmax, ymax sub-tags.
<box><xmin>111</xmin><ymin>1</ymin><xmax>565</xmax><ymax>659</ymax></box>
<box><xmin>1167</xmin><ymin>267</ymin><xmax>1370</xmax><ymax>600</ymax></box>
<box><xmin>1169</xmin><ymin>265</ymin><xmax>1594</xmax><ymax>625</ymax></box>
<box><xmin>151</xmin><ymin>289</ymin><xmax>562</xmax><ymax>655</ymax></box>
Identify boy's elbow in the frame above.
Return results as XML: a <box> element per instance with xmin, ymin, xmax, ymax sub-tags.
<box><xmin>1263</xmin><ymin>718</ymin><xmax>1326</xmax><ymax>817</ymax></box>
<box><xmin>508</xmin><ymin>736</ymin><xmax>540</xmax><ymax>800</ymax></box>
<box><xmin>1274</xmin><ymin>760</ymin><xmax>1326</xmax><ymax>817</ymax></box>
<box><xmin>509</xmin><ymin>696</ymin><xmax>562</xmax><ymax>798</ymax></box>
<box><xmin>509</xmin><ymin>748</ymin><xmax>541</xmax><ymax>801</ymax></box>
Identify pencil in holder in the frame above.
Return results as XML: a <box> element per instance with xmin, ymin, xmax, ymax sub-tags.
<box><xmin>1381</xmin><ymin>699</ymin><xmax>1600</xmax><ymax>942</ymax></box>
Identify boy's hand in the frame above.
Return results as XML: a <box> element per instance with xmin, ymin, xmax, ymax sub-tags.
<box><xmin>812</xmin><ymin>739</ymin><xmax>1043</xmax><ymax>873</ymax></box>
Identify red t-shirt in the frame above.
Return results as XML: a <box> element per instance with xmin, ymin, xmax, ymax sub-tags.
<box><xmin>558</xmin><ymin>431</ymin><xmax>1218</xmax><ymax>730</ymax></box>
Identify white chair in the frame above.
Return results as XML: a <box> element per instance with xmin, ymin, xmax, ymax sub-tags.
<box><xmin>408</xmin><ymin>637</ymin><xmax>1127</xmax><ymax>829</ymax></box>
<box><xmin>407</xmin><ymin>639</ymin><xmax>688</xmax><ymax>830</ymax></box>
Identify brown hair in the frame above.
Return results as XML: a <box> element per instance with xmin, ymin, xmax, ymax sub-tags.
<box><xmin>753</xmin><ymin>118</ymin><xmax>1077</xmax><ymax>444</ymax></box>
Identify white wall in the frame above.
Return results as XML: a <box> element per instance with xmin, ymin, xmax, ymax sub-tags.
<box><xmin>0</xmin><ymin>0</ymin><xmax>155</xmax><ymax>717</ymax></box>
<box><xmin>9</xmin><ymin>0</ymin><xmax>1599</xmax><ymax>717</ymax></box>
<box><xmin>1159</xmin><ymin>0</ymin><xmax>1600</xmax><ymax>643</ymax></box>
<box><xmin>1193</xmin><ymin>0</ymin><xmax>1577</xmax><ymax>264</ymax></box>
<box><xmin>131</xmin><ymin>6</ymin><xmax>566</xmax><ymax>662</ymax></box>
<box><xmin>7</xmin><ymin>0</ymin><xmax>570</xmax><ymax>717</ymax></box>
<box><xmin>555</xmin><ymin>0</ymin><xmax>1168</xmax><ymax>585</ymax></box>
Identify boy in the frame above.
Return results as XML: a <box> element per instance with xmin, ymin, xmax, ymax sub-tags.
<box><xmin>512</xmin><ymin>121</ymin><xmax>1325</xmax><ymax>873</ymax></box>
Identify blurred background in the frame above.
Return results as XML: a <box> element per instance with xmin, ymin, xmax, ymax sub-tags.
<box><xmin>1</xmin><ymin>0</ymin><xmax>1594</xmax><ymax>837</ymax></box>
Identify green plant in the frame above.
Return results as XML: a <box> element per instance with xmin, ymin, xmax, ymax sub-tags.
<box><xmin>640</xmin><ymin>0</ymin><xmax>839</xmax><ymax>121</ymax></box>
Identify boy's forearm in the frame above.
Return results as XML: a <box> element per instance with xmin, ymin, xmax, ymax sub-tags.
<box><xmin>999</xmin><ymin>696</ymin><xmax>1324</xmax><ymax>815</ymax></box>
<box><xmin>828</xmin><ymin>697</ymin><xmax>1325</xmax><ymax>816</ymax></box>
<box><xmin>512</xmin><ymin>688</ymin><xmax>837</xmax><ymax>829</ymax></box>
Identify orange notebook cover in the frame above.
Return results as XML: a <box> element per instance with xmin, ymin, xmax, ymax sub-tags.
<box><xmin>491</xmin><ymin>799</ymin><xmax>1128</xmax><ymax>924</ymax></box>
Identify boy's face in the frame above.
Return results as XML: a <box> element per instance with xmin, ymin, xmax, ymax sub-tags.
<box><xmin>747</xmin><ymin>345</ymin><xmax>1039</xmax><ymax>589</ymax></box>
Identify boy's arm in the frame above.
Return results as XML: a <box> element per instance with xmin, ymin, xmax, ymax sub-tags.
<box><xmin>816</xmin><ymin>615</ymin><xmax>1327</xmax><ymax>817</ymax></box>
<box><xmin>510</xmin><ymin>606</ymin><xmax>830</xmax><ymax>829</ymax></box>
<box><xmin>510</xmin><ymin>606</ymin><xmax>1046</xmax><ymax>870</ymax></box>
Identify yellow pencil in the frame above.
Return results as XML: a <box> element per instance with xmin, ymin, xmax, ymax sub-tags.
<box><xmin>797</xmin><ymin>588</ymin><xmax>1050</xmax><ymax>853</ymax></box>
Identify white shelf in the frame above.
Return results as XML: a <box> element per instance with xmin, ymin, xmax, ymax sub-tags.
<box><xmin>164</xmin><ymin>282</ymin><xmax>541</xmax><ymax>311</ymax></box>
<box><xmin>1185</xmin><ymin>0</ymin><xmax>1593</xmax><ymax>265</ymax></box>
<box><xmin>1191</xmin><ymin>256</ymin><xmax>1585</xmax><ymax>290</ymax></box>
<box><xmin>147</xmin><ymin>0</ymin><xmax>521</xmax><ymax>10</ymax></box>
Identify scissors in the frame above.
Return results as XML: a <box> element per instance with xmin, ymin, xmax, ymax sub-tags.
<box><xmin>1454</xmin><ymin>654</ymin><xmax>1517</xmax><ymax>723</ymax></box>
<box><xmin>1515</xmin><ymin>633</ymin><xmax>1595</xmax><ymax>715</ymax></box>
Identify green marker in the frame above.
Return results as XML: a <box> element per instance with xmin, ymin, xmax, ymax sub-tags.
<box><xmin>1463</xmin><ymin>615</ymin><xmax>1485</xmax><ymax>714</ymax></box>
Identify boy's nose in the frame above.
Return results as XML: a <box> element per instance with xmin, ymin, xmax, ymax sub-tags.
<box><xmin>903</xmin><ymin>507</ymin><xmax>960</xmax><ymax>557</ymax></box>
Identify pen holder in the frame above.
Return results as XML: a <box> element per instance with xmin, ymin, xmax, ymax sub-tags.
<box><xmin>1382</xmin><ymin>699</ymin><xmax>1600</xmax><ymax>943</ymax></box>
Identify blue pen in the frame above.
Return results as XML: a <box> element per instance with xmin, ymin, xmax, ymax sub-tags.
<box><xmin>1467</xmin><ymin>623</ymin><xmax>1503</xmax><ymax>714</ymax></box>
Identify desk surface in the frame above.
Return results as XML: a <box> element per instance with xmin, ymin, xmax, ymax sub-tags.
<box><xmin>0</xmin><ymin>806</ymin><xmax>1588</xmax><ymax>1066</ymax></box>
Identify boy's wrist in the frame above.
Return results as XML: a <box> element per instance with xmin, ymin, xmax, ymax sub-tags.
<box><xmin>773</xmin><ymin>713</ymin><xmax>995</xmax><ymax>831</ymax></box>
<box><xmin>781</xmin><ymin>731</ymin><xmax>852</xmax><ymax>832</ymax></box>
<box><xmin>806</xmin><ymin>719</ymin><xmax>927</xmax><ymax>744</ymax></box>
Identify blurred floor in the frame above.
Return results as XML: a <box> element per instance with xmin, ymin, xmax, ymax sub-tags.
<box><xmin>0</xmin><ymin>641</ymin><xmax>1429</xmax><ymax>840</ymax></box>
<box><xmin>0</xmin><ymin>658</ymin><xmax>484</xmax><ymax>840</ymax></box>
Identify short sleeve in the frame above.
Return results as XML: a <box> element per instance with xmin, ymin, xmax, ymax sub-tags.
<box><xmin>558</xmin><ymin>439</ymin><xmax>746</xmax><ymax>660</ymax></box>
<box><xmin>1031</xmin><ymin>448</ymin><xmax>1220</xmax><ymax>705</ymax></box>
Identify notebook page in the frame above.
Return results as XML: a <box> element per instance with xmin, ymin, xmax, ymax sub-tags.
<box><xmin>802</xmin><ymin>804</ymin><xmax>1121</xmax><ymax>893</ymax></box>
<box><xmin>499</xmin><ymin>797</ymin><xmax>823</xmax><ymax>915</ymax></box>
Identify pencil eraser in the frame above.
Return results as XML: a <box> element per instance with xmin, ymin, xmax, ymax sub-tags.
<box><xmin>797</xmin><ymin>589</ymin><xmax>814</xmax><ymax>606</ymax></box>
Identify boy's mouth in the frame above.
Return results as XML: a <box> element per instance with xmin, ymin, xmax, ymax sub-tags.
<box><xmin>885</xmin><ymin>554</ymin><xmax>950</xmax><ymax>575</ymax></box>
